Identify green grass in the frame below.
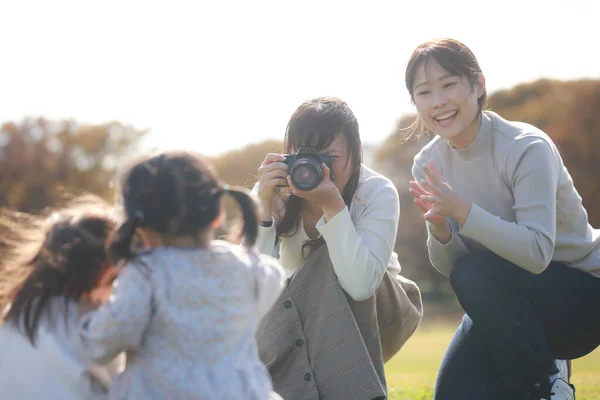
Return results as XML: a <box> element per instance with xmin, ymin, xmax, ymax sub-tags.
<box><xmin>385</xmin><ymin>322</ymin><xmax>600</xmax><ymax>399</ymax></box>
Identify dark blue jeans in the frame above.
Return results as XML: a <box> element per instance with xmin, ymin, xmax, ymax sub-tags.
<box><xmin>435</xmin><ymin>251</ymin><xmax>600</xmax><ymax>400</ymax></box>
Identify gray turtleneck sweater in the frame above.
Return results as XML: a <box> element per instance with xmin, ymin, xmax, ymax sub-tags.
<box><xmin>412</xmin><ymin>111</ymin><xmax>600</xmax><ymax>277</ymax></box>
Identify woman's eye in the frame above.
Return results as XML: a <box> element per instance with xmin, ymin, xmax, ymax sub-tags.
<box><xmin>444</xmin><ymin>82</ymin><xmax>456</xmax><ymax>88</ymax></box>
<box><xmin>417</xmin><ymin>90</ymin><xmax>431</xmax><ymax>96</ymax></box>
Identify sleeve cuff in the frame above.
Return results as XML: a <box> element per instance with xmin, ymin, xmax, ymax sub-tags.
<box><xmin>260</xmin><ymin>219</ymin><xmax>273</xmax><ymax>228</ymax></box>
<box><xmin>428</xmin><ymin>221</ymin><xmax>458</xmax><ymax>247</ymax></box>
<box><xmin>459</xmin><ymin>203</ymin><xmax>491</xmax><ymax>239</ymax></box>
<box><xmin>258</xmin><ymin>217</ymin><xmax>275</xmax><ymax>231</ymax></box>
<box><xmin>255</xmin><ymin>219</ymin><xmax>277</xmax><ymax>254</ymax></box>
<box><xmin>316</xmin><ymin>206</ymin><xmax>351</xmax><ymax>236</ymax></box>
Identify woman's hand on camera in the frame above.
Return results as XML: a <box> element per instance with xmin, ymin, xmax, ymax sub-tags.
<box><xmin>257</xmin><ymin>153</ymin><xmax>290</xmax><ymax>221</ymax></box>
<box><xmin>288</xmin><ymin>163</ymin><xmax>345</xmax><ymax>222</ymax></box>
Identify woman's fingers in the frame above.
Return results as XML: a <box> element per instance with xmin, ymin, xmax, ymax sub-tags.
<box><xmin>424</xmin><ymin>204</ymin><xmax>442</xmax><ymax>220</ymax></box>
<box><xmin>261</xmin><ymin>153</ymin><xmax>286</xmax><ymax>166</ymax></box>
<box><xmin>259</xmin><ymin>169</ymin><xmax>289</xmax><ymax>192</ymax></box>
<box><xmin>413</xmin><ymin>198</ymin><xmax>429</xmax><ymax>213</ymax></box>
<box><xmin>263</xmin><ymin>169</ymin><xmax>288</xmax><ymax>183</ymax></box>
<box><xmin>419</xmin><ymin>179</ymin><xmax>433</xmax><ymax>192</ymax></box>
<box><xmin>321</xmin><ymin>163</ymin><xmax>331</xmax><ymax>182</ymax></box>
<box><xmin>415</xmin><ymin>198</ymin><xmax>446</xmax><ymax>224</ymax></box>
<box><xmin>409</xmin><ymin>188</ymin><xmax>422</xmax><ymax>199</ymax></box>
<box><xmin>423</xmin><ymin>164</ymin><xmax>440</xmax><ymax>186</ymax></box>
<box><xmin>428</xmin><ymin>160</ymin><xmax>445</xmax><ymax>183</ymax></box>
<box><xmin>286</xmin><ymin>176</ymin><xmax>304</xmax><ymax>198</ymax></box>
<box><xmin>258</xmin><ymin>161</ymin><xmax>288</xmax><ymax>177</ymax></box>
<box><xmin>409</xmin><ymin>181</ymin><xmax>429</xmax><ymax>196</ymax></box>
<box><xmin>420</xmin><ymin>195</ymin><xmax>439</xmax><ymax>205</ymax></box>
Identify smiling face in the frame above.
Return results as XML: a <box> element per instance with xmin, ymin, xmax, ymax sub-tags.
<box><xmin>412</xmin><ymin>57</ymin><xmax>485</xmax><ymax>148</ymax></box>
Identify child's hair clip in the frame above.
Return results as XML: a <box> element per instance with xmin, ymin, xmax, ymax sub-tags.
<box><xmin>133</xmin><ymin>210</ymin><xmax>145</xmax><ymax>222</ymax></box>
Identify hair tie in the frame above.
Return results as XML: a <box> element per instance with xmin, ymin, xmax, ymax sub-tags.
<box><xmin>133</xmin><ymin>210</ymin><xmax>145</xmax><ymax>223</ymax></box>
<box><xmin>221</xmin><ymin>184</ymin><xmax>230</xmax><ymax>195</ymax></box>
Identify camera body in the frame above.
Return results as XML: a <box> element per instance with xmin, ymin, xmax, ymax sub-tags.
<box><xmin>283</xmin><ymin>147</ymin><xmax>333</xmax><ymax>191</ymax></box>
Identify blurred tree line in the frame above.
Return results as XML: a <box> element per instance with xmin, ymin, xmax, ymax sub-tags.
<box><xmin>0</xmin><ymin>118</ymin><xmax>146</xmax><ymax>212</ymax></box>
<box><xmin>1</xmin><ymin>78</ymin><xmax>598</xmax><ymax>305</ymax></box>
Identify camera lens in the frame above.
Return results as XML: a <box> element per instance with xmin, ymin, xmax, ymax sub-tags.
<box><xmin>290</xmin><ymin>159</ymin><xmax>323</xmax><ymax>191</ymax></box>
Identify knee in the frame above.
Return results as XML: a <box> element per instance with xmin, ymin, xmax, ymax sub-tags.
<box><xmin>449</xmin><ymin>251</ymin><xmax>502</xmax><ymax>295</ymax></box>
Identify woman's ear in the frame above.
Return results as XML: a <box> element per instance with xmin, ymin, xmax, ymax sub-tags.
<box><xmin>476</xmin><ymin>75</ymin><xmax>486</xmax><ymax>99</ymax></box>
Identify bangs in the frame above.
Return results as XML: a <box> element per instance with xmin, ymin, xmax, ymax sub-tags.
<box><xmin>285</xmin><ymin>116</ymin><xmax>342</xmax><ymax>153</ymax></box>
<box><xmin>407</xmin><ymin>43</ymin><xmax>481</xmax><ymax>96</ymax></box>
<box><xmin>410</xmin><ymin>53</ymin><xmax>465</xmax><ymax>92</ymax></box>
<box><xmin>427</xmin><ymin>53</ymin><xmax>467</xmax><ymax>80</ymax></box>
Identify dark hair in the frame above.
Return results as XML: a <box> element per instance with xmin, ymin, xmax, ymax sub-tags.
<box><xmin>405</xmin><ymin>38</ymin><xmax>487</xmax><ymax>137</ymax></box>
<box><xmin>276</xmin><ymin>96</ymin><xmax>362</xmax><ymax>251</ymax></box>
<box><xmin>0</xmin><ymin>196</ymin><xmax>115</xmax><ymax>345</ymax></box>
<box><xmin>110</xmin><ymin>150</ymin><xmax>258</xmax><ymax>261</ymax></box>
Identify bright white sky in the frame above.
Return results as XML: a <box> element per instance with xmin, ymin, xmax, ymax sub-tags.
<box><xmin>1</xmin><ymin>0</ymin><xmax>598</xmax><ymax>156</ymax></box>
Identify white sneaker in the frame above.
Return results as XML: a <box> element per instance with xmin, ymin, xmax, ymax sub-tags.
<box><xmin>555</xmin><ymin>359</ymin><xmax>571</xmax><ymax>382</ymax></box>
<box><xmin>546</xmin><ymin>378</ymin><xmax>575</xmax><ymax>400</ymax></box>
<box><xmin>526</xmin><ymin>378</ymin><xmax>576</xmax><ymax>400</ymax></box>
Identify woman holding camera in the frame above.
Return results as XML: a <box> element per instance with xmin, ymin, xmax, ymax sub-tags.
<box><xmin>252</xmin><ymin>96</ymin><xmax>423</xmax><ymax>399</ymax></box>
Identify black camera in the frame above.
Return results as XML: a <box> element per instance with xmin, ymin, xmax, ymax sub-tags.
<box><xmin>283</xmin><ymin>147</ymin><xmax>333</xmax><ymax>191</ymax></box>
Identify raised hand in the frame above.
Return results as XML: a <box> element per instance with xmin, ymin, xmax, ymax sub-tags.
<box><xmin>257</xmin><ymin>153</ymin><xmax>290</xmax><ymax>222</ymax></box>
<box><xmin>418</xmin><ymin>160</ymin><xmax>471</xmax><ymax>226</ymax></box>
<box><xmin>409</xmin><ymin>180</ymin><xmax>447</xmax><ymax>226</ymax></box>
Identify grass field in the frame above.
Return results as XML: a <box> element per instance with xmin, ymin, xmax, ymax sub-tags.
<box><xmin>385</xmin><ymin>322</ymin><xmax>600</xmax><ymax>399</ymax></box>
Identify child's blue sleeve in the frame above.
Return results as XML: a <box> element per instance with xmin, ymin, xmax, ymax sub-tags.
<box><xmin>79</xmin><ymin>265</ymin><xmax>153</xmax><ymax>364</ymax></box>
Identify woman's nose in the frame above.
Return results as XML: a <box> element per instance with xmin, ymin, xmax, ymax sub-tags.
<box><xmin>432</xmin><ymin>91</ymin><xmax>448</xmax><ymax>108</ymax></box>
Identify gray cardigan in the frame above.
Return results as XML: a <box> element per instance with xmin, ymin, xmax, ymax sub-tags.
<box><xmin>257</xmin><ymin>244</ymin><xmax>422</xmax><ymax>399</ymax></box>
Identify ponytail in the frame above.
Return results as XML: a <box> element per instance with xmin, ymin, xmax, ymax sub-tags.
<box><xmin>1</xmin><ymin>203</ymin><xmax>115</xmax><ymax>346</ymax></box>
<box><xmin>224</xmin><ymin>186</ymin><xmax>259</xmax><ymax>248</ymax></box>
<box><xmin>109</xmin><ymin>211</ymin><xmax>144</xmax><ymax>262</ymax></box>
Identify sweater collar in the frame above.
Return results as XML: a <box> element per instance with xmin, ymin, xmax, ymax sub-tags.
<box><xmin>448</xmin><ymin>112</ymin><xmax>493</xmax><ymax>161</ymax></box>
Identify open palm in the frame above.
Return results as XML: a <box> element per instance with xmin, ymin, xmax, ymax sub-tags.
<box><xmin>409</xmin><ymin>181</ymin><xmax>446</xmax><ymax>225</ymax></box>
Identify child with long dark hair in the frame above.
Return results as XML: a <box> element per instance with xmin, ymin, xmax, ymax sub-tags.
<box><xmin>0</xmin><ymin>197</ymin><xmax>124</xmax><ymax>399</ymax></box>
<box><xmin>78</xmin><ymin>150</ymin><xmax>284</xmax><ymax>399</ymax></box>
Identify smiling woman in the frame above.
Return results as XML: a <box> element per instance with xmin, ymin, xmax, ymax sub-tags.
<box><xmin>405</xmin><ymin>38</ymin><xmax>600</xmax><ymax>400</ymax></box>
